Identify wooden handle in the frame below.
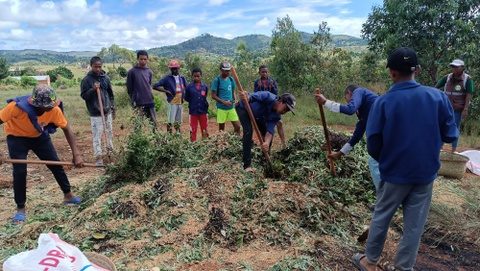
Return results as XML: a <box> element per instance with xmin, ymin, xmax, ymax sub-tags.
<box><xmin>231</xmin><ymin>67</ymin><xmax>272</xmax><ymax>166</ymax></box>
<box><xmin>315</xmin><ymin>88</ymin><xmax>336</xmax><ymax>176</ymax></box>
<box><xmin>96</xmin><ymin>87</ymin><xmax>109</xmax><ymax>154</ymax></box>
<box><xmin>2</xmin><ymin>158</ymin><xmax>103</xmax><ymax>168</ymax></box>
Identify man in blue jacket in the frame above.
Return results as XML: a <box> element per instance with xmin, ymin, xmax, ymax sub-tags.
<box><xmin>353</xmin><ymin>48</ymin><xmax>458</xmax><ymax>271</ymax></box>
<box><xmin>236</xmin><ymin>91</ymin><xmax>295</xmax><ymax>172</ymax></box>
<box><xmin>153</xmin><ymin>59</ymin><xmax>187</xmax><ymax>134</ymax></box>
<box><xmin>315</xmin><ymin>85</ymin><xmax>380</xmax><ymax>190</ymax></box>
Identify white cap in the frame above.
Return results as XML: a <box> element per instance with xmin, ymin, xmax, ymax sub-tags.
<box><xmin>449</xmin><ymin>59</ymin><xmax>465</xmax><ymax>67</ymax></box>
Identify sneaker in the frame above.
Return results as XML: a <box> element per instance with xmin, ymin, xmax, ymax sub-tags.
<box><xmin>12</xmin><ymin>211</ymin><xmax>26</xmax><ymax>224</ymax></box>
<box><xmin>64</xmin><ymin>196</ymin><xmax>81</xmax><ymax>205</ymax></box>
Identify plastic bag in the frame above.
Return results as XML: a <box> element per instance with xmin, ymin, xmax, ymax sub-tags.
<box><xmin>460</xmin><ymin>150</ymin><xmax>480</xmax><ymax>176</ymax></box>
<box><xmin>3</xmin><ymin>233</ymin><xmax>110</xmax><ymax>271</ymax></box>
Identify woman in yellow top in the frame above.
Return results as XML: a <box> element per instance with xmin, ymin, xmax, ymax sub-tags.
<box><xmin>0</xmin><ymin>85</ymin><xmax>84</xmax><ymax>224</ymax></box>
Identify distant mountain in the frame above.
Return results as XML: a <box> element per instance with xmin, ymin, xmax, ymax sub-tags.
<box><xmin>1</xmin><ymin>33</ymin><xmax>367</xmax><ymax>64</ymax></box>
<box><xmin>148</xmin><ymin>34</ymin><xmax>235</xmax><ymax>57</ymax></box>
<box><xmin>0</xmin><ymin>49</ymin><xmax>96</xmax><ymax>64</ymax></box>
<box><xmin>148</xmin><ymin>33</ymin><xmax>367</xmax><ymax>58</ymax></box>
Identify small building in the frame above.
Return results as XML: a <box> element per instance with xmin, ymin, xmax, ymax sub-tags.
<box><xmin>11</xmin><ymin>75</ymin><xmax>51</xmax><ymax>86</ymax></box>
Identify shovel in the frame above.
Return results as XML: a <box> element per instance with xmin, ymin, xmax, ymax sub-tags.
<box><xmin>95</xmin><ymin>82</ymin><xmax>112</xmax><ymax>160</ymax></box>
<box><xmin>315</xmin><ymin>88</ymin><xmax>336</xmax><ymax>176</ymax></box>
<box><xmin>230</xmin><ymin>66</ymin><xmax>272</xmax><ymax>168</ymax></box>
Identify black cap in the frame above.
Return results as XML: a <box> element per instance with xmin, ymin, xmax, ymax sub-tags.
<box><xmin>386</xmin><ymin>47</ymin><xmax>418</xmax><ymax>73</ymax></box>
<box><xmin>279</xmin><ymin>93</ymin><xmax>296</xmax><ymax>115</ymax></box>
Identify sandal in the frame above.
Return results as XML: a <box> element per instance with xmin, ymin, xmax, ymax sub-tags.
<box><xmin>64</xmin><ymin>196</ymin><xmax>81</xmax><ymax>205</ymax></box>
<box><xmin>12</xmin><ymin>212</ymin><xmax>26</xmax><ymax>224</ymax></box>
<box><xmin>352</xmin><ymin>253</ymin><xmax>383</xmax><ymax>271</ymax></box>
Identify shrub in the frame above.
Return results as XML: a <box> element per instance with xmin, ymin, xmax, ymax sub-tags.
<box><xmin>53</xmin><ymin>77</ymin><xmax>76</xmax><ymax>89</ymax></box>
<box><xmin>20</xmin><ymin>76</ymin><xmax>37</xmax><ymax>87</ymax></box>
<box><xmin>47</xmin><ymin>66</ymin><xmax>74</xmax><ymax>82</ymax></box>
<box><xmin>107</xmin><ymin>67</ymin><xmax>120</xmax><ymax>81</ymax></box>
<box><xmin>117</xmin><ymin>66</ymin><xmax>128</xmax><ymax>78</ymax></box>
<box><xmin>0</xmin><ymin>77</ymin><xmax>20</xmax><ymax>86</ymax></box>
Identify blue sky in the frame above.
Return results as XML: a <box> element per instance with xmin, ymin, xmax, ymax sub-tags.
<box><xmin>0</xmin><ymin>0</ymin><xmax>382</xmax><ymax>51</ymax></box>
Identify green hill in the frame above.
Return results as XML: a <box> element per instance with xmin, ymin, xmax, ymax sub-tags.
<box><xmin>148</xmin><ymin>33</ymin><xmax>367</xmax><ymax>58</ymax></box>
<box><xmin>0</xmin><ymin>49</ymin><xmax>96</xmax><ymax>64</ymax></box>
<box><xmin>0</xmin><ymin>33</ymin><xmax>367</xmax><ymax>64</ymax></box>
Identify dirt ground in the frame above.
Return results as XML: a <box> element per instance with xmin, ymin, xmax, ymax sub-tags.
<box><xmin>1</xmin><ymin>116</ymin><xmax>479</xmax><ymax>271</ymax></box>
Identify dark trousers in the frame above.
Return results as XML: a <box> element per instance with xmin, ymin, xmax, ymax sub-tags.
<box><xmin>237</xmin><ymin>106</ymin><xmax>268</xmax><ymax>169</ymax></box>
<box><xmin>7</xmin><ymin>134</ymin><xmax>71</xmax><ymax>209</ymax></box>
<box><xmin>136</xmin><ymin>105</ymin><xmax>157</xmax><ymax>129</ymax></box>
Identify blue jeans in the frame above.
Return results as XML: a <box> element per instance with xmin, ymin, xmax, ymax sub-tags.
<box><xmin>368</xmin><ymin>156</ymin><xmax>381</xmax><ymax>192</ymax></box>
<box><xmin>7</xmin><ymin>134</ymin><xmax>71</xmax><ymax>209</ymax></box>
<box><xmin>452</xmin><ymin>111</ymin><xmax>462</xmax><ymax>149</ymax></box>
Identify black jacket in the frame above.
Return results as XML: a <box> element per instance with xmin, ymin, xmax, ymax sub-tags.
<box><xmin>80</xmin><ymin>71</ymin><xmax>115</xmax><ymax>117</ymax></box>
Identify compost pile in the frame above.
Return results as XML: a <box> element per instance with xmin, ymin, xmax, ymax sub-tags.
<box><xmin>0</xmin><ymin>125</ymin><xmax>376</xmax><ymax>270</ymax></box>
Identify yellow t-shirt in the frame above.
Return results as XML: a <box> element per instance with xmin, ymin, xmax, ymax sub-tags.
<box><xmin>0</xmin><ymin>102</ymin><xmax>68</xmax><ymax>137</ymax></box>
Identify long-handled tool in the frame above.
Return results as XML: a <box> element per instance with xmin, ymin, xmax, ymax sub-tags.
<box><xmin>315</xmin><ymin>88</ymin><xmax>336</xmax><ymax>176</ymax></box>
<box><xmin>94</xmin><ymin>82</ymin><xmax>112</xmax><ymax>160</ymax></box>
<box><xmin>231</xmin><ymin>66</ymin><xmax>272</xmax><ymax>167</ymax></box>
<box><xmin>1</xmin><ymin>158</ymin><xmax>102</xmax><ymax>167</ymax></box>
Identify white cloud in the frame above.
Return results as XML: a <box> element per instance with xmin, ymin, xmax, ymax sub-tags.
<box><xmin>0</xmin><ymin>28</ymin><xmax>32</xmax><ymax>41</ymax></box>
<box><xmin>153</xmin><ymin>22</ymin><xmax>199</xmax><ymax>41</ymax></box>
<box><xmin>97</xmin><ymin>17</ymin><xmax>132</xmax><ymax>31</ymax></box>
<box><xmin>255</xmin><ymin>17</ymin><xmax>270</xmax><ymax>27</ymax></box>
<box><xmin>0</xmin><ymin>0</ymin><xmax>370</xmax><ymax>50</ymax></box>
<box><xmin>0</xmin><ymin>21</ymin><xmax>19</xmax><ymax>29</ymax></box>
<box><xmin>146</xmin><ymin>12</ymin><xmax>158</xmax><ymax>21</ymax></box>
<box><xmin>276</xmin><ymin>6</ymin><xmax>364</xmax><ymax>36</ymax></box>
<box><xmin>223</xmin><ymin>33</ymin><xmax>234</xmax><ymax>39</ymax></box>
<box><xmin>0</xmin><ymin>0</ymin><xmax>103</xmax><ymax>26</ymax></box>
<box><xmin>208</xmin><ymin>0</ymin><xmax>229</xmax><ymax>6</ymax></box>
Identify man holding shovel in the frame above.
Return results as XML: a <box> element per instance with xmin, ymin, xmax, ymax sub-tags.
<box><xmin>315</xmin><ymin>85</ymin><xmax>380</xmax><ymax>190</ymax></box>
<box><xmin>236</xmin><ymin>91</ymin><xmax>296</xmax><ymax>172</ymax></box>
<box><xmin>81</xmin><ymin>56</ymin><xmax>115</xmax><ymax>166</ymax></box>
<box><xmin>0</xmin><ymin>85</ymin><xmax>84</xmax><ymax>224</ymax></box>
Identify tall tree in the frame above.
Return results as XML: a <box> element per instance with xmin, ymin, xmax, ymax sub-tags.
<box><xmin>362</xmin><ymin>0</ymin><xmax>480</xmax><ymax>85</ymax></box>
<box><xmin>0</xmin><ymin>57</ymin><xmax>9</xmax><ymax>80</ymax></box>
<box><xmin>98</xmin><ymin>44</ymin><xmax>136</xmax><ymax>68</ymax></box>
<box><xmin>270</xmin><ymin>16</ymin><xmax>312</xmax><ymax>93</ymax></box>
<box><xmin>234</xmin><ymin>42</ymin><xmax>258</xmax><ymax>89</ymax></box>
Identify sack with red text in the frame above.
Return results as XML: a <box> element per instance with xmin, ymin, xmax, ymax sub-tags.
<box><xmin>3</xmin><ymin>233</ymin><xmax>110</xmax><ymax>271</ymax></box>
